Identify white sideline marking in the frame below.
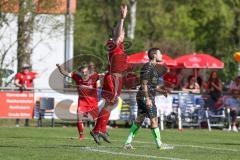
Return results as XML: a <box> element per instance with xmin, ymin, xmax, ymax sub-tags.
<box><xmin>81</xmin><ymin>147</ymin><xmax>188</xmax><ymax>160</ymax></box>
<box><xmin>70</xmin><ymin>137</ymin><xmax>239</xmax><ymax>152</ymax></box>
<box><xmin>172</xmin><ymin>144</ymin><xmax>239</xmax><ymax>152</ymax></box>
<box><xmin>132</xmin><ymin>140</ymin><xmax>239</xmax><ymax>152</ymax></box>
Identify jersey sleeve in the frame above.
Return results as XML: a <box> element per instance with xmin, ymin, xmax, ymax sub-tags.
<box><xmin>30</xmin><ymin>71</ymin><xmax>38</xmax><ymax>79</ymax></box>
<box><xmin>71</xmin><ymin>72</ymin><xmax>78</xmax><ymax>82</ymax></box>
<box><xmin>15</xmin><ymin>73</ymin><xmax>21</xmax><ymax>80</ymax></box>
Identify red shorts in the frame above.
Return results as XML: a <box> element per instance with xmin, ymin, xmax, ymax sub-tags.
<box><xmin>101</xmin><ymin>73</ymin><xmax>123</xmax><ymax>103</ymax></box>
<box><xmin>77</xmin><ymin>98</ymin><xmax>98</xmax><ymax>120</ymax></box>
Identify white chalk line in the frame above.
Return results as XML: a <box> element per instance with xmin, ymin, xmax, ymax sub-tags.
<box><xmin>81</xmin><ymin>147</ymin><xmax>188</xmax><ymax>160</ymax></box>
<box><xmin>67</xmin><ymin>137</ymin><xmax>240</xmax><ymax>152</ymax></box>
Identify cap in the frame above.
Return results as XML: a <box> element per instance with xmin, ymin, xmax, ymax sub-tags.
<box><xmin>22</xmin><ymin>63</ymin><xmax>31</xmax><ymax>68</ymax></box>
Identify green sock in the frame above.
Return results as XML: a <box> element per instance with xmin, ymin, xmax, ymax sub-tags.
<box><xmin>125</xmin><ymin>123</ymin><xmax>139</xmax><ymax>144</ymax></box>
<box><xmin>151</xmin><ymin>127</ymin><xmax>162</xmax><ymax>148</ymax></box>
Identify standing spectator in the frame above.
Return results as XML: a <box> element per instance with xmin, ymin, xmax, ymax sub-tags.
<box><xmin>204</xmin><ymin>71</ymin><xmax>223</xmax><ymax>110</ymax></box>
<box><xmin>15</xmin><ymin>64</ymin><xmax>37</xmax><ymax>90</ymax></box>
<box><xmin>14</xmin><ymin>64</ymin><xmax>37</xmax><ymax>127</ymax></box>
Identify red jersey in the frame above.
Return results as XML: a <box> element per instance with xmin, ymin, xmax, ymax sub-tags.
<box><xmin>71</xmin><ymin>72</ymin><xmax>99</xmax><ymax>109</ymax></box>
<box><xmin>106</xmin><ymin>39</ymin><xmax>127</xmax><ymax>73</ymax></box>
<box><xmin>15</xmin><ymin>71</ymin><xmax>37</xmax><ymax>88</ymax></box>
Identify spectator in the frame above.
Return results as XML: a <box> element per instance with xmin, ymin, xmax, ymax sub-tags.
<box><xmin>182</xmin><ymin>75</ymin><xmax>200</xmax><ymax>93</ymax></box>
<box><xmin>229</xmin><ymin>75</ymin><xmax>240</xmax><ymax>92</ymax></box>
<box><xmin>204</xmin><ymin>71</ymin><xmax>223</xmax><ymax>110</ymax></box>
<box><xmin>225</xmin><ymin>89</ymin><xmax>240</xmax><ymax>132</ymax></box>
<box><xmin>123</xmin><ymin>72</ymin><xmax>139</xmax><ymax>89</ymax></box>
<box><xmin>15</xmin><ymin>64</ymin><xmax>37</xmax><ymax>90</ymax></box>
<box><xmin>163</xmin><ymin>69</ymin><xmax>178</xmax><ymax>90</ymax></box>
<box><xmin>14</xmin><ymin>64</ymin><xmax>37</xmax><ymax>127</ymax></box>
<box><xmin>175</xmin><ymin>69</ymin><xmax>184</xmax><ymax>90</ymax></box>
<box><xmin>191</xmin><ymin>69</ymin><xmax>203</xmax><ymax>89</ymax></box>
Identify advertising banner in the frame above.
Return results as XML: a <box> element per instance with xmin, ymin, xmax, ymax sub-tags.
<box><xmin>0</xmin><ymin>91</ymin><xmax>34</xmax><ymax>119</ymax></box>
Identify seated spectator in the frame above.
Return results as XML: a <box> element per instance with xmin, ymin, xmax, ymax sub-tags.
<box><xmin>182</xmin><ymin>75</ymin><xmax>200</xmax><ymax>93</ymax></box>
<box><xmin>225</xmin><ymin>89</ymin><xmax>240</xmax><ymax>132</ymax></box>
<box><xmin>175</xmin><ymin>69</ymin><xmax>185</xmax><ymax>90</ymax></box>
<box><xmin>204</xmin><ymin>71</ymin><xmax>223</xmax><ymax>110</ymax></box>
<box><xmin>163</xmin><ymin>69</ymin><xmax>178</xmax><ymax>90</ymax></box>
<box><xmin>123</xmin><ymin>72</ymin><xmax>139</xmax><ymax>89</ymax></box>
<box><xmin>229</xmin><ymin>75</ymin><xmax>240</xmax><ymax>92</ymax></box>
<box><xmin>191</xmin><ymin>69</ymin><xmax>203</xmax><ymax>89</ymax></box>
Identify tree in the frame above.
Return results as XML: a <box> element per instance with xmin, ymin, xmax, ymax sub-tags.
<box><xmin>0</xmin><ymin>0</ymin><xmax>66</xmax><ymax>86</ymax></box>
<box><xmin>127</xmin><ymin>0</ymin><xmax>137</xmax><ymax>40</ymax></box>
<box><xmin>17</xmin><ymin>0</ymin><xmax>35</xmax><ymax>71</ymax></box>
<box><xmin>72</xmin><ymin>0</ymin><xmax>238</xmax><ymax>82</ymax></box>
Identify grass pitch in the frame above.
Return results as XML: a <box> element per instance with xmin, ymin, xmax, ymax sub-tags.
<box><xmin>0</xmin><ymin>127</ymin><xmax>240</xmax><ymax>160</ymax></box>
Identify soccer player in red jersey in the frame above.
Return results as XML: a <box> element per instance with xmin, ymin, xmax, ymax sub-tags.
<box><xmin>14</xmin><ymin>64</ymin><xmax>38</xmax><ymax>127</ymax></box>
<box><xmin>56</xmin><ymin>63</ymin><xmax>100</xmax><ymax>140</ymax></box>
<box><xmin>90</xmin><ymin>5</ymin><xmax>128</xmax><ymax>144</ymax></box>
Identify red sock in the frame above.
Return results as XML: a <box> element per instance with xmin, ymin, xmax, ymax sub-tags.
<box><xmin>100</xmin><ymin>108</ymin><xmax>111</xmax><ymax>134</ymax></box>
<box><xmin>93</xmin><ymin>117</ymin><xmax>101</xmax><ymax>134</ymax></box>
<box><xmin>77</xmin><ymin>121</ymin><xmax>84</xmax><ymax>135</ymax></box>
<box><xmin>93</xmin><ymin>108</ymin><xmax>110</xmax><ymax>134</ymax></box>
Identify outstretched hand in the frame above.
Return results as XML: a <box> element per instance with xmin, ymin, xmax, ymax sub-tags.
<box><xmin>120</xmin><ymin>4</ymin><xmax>128</xmax><ymax>19</ymax></box>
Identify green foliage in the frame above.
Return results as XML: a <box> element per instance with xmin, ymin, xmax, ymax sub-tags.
<box><xmin>74</xmin><ymin>0</ymin><xmax>240</xmax><ymax>82</ymax></box>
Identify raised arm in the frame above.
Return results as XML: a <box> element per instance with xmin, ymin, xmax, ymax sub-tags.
<box><xmin>113</xmin><ymin>5</ymin><xmax>128</xmax><ymax>44</ymax></box>
<box><xmin>56</xmin><ymin>64</ymin><xmax>71</xmax><ymax>78</ymax></box>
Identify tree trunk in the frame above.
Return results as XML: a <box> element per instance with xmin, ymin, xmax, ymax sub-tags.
<box><xmin>17</xmin><ymin>0</ymin><xmax>35</xmax><ymax>71</ymax></box>
<box><xmin>127</xmin><ymin>0</ymin><xmax>137</xmax><ymax>40</ymax></box>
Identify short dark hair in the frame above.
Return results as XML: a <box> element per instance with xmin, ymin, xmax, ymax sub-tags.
<box><xmin>78</xmin><ymin>63</ymin><xmax>88</xmax><ymax>71</ymax></box>
<box><xmin>148</xmin><ymin>48</ymin><xmax>161</xmax><ymax>60</ymax></box>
